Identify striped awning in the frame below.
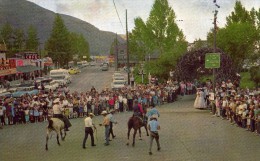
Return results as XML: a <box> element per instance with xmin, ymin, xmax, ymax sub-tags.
<box><xmin>16</xmin><ymin>65</ymin><xmax>41</xmax><ymax>73</ymax></box>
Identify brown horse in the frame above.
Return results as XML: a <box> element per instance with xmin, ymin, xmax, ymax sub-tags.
<box><xmin>126</xmin><ymin>116</ymin><xmax>149</xmax><ymax>147</ymax></box>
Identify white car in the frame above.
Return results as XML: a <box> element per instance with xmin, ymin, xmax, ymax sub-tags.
<box><xmin>111</xmin><ymin>80</ymin><xmax>126</xmax><ymax>90</ymax></box>
<box><xmin>113</xmin><ymin>76</ymin><xmax>126</xmax><ymax>82</ymax></box>
<box><xmin>44</xmin><ymin>81</ymin><xmax>59</xmax><ymax>92</ymax></box>
<box><xmin>112</xmin><ymin>72</ymin><xmax>123</xmax><ymax>79</ymax></box>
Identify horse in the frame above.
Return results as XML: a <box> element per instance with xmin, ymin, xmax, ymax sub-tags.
<box><xmin>45</xmin><ymin>118</ymin><xmax>66</xmax><ymax>150</ymax></box>
<box><xmin>126</xmin><ymin>116</ymin><xmax>149</xmax><ymax>147</ymax></box>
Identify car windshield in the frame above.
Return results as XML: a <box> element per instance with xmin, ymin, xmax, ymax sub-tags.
<box><xmin>114</xmin><ymin>81</ymin><xmax>125</xmax><ymax>85</ymax></box>
<box><xmin>114</xmin><ymin>77</ymin><xmax>125</xmax><ymax>80</ymax></box>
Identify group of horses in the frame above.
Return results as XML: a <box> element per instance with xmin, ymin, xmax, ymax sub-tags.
<box><xmin>45</xmin><ymin>114</ymin><xmax>149</xmax><ymax>150</ymax></box>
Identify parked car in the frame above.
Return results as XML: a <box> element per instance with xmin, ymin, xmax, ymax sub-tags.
<box><xmin>90</xmin><ymin>62</ymin><xmax>95</xmax><ymax>66</ymax></box>
<box><xmin>101</xmin><ymin>64</ymin><xmax>109</xmax><ymax>71</ymax></box>
<box><xmin>74</xmin><ymin>67</ymin><xmax>81</xmax><ymax>73</ymax></box>
<box><xmin>68</xmin><ymin>68</ymin><xmax>77</xmax><ymax>74</ymax></box>
<box><xmin>0</xmin><ymin>91</ymin><xmax>12</xmax><ymax>97</ymax></box>
<box><xmin>112</xmin><ymin>72</ymin><xmax>123</xmax><ymax>79</ymax></box>
<box><xmin>12</xmin><ymin>86</ymin><xmax>38</xmax><ymax>98</ymax></box>
<box><xmin>44</xmin><ymin>80</ymin><xmax>59</xmax><ymax>92</ymax></box>
<box><xmin>113</xmin><ymin>76</ymin><xmax>126</xmax><ymax>82</ymax></box>
<box><xmin>111</xmin><ymin>80</ymin><xmax>126</xmax><ymax>90</ymax></box>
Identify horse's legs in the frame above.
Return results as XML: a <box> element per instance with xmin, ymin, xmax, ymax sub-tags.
<box><xmin>132</xmin><ymin>129</ymin><xmax>137</xmax><ymax>147</ymax></box>
<box><xmin>144</xmin><ymin>124</ymin><xmax>149</xmax><ymax>136</ymax></box>
<box><xmin>126</xmin><ymin>128</ymin><xmax>131</xmax><ymax>146</ymax></box>
<box><xmin>61</xmin><ymin>129</ymin><xmax>66</xmax><ymax>141</ymax></box>
<box><xmin>56</xmin><ymin>132</ymin><xmax>60</xmax><ymax>146</ymax></box>
<box><xmin>45</xmin><ymin>129</ymin><xmax>50</xmax><ymax>150</ymax></box>
<box><xmin>138</xmin><ymin>128</ymin><xmax>142</xmax><ymax>140</ymax></box>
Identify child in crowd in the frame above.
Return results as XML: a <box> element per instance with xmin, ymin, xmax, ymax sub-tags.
<box><xmin>24</xmin><ymin>107</ymin><xmax>30</xmax><ymax>124</ymax></box>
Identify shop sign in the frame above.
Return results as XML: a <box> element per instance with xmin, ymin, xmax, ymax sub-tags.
<box><xmin>0</xmin><ymin>68</ymin><xmax>17</xmax><ymax>76</ymax></box>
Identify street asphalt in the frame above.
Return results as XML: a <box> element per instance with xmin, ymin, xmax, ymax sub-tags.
<box><xmin>1</xmin><ymin>95</ymin><xmax>260</xmax><ymax>161</ymax></box>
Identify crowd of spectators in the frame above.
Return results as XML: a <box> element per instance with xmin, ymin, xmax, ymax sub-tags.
<box><xmin>0</xmin><ymin>81</ymin><xmax>182</xmax><ymax>128</ymax></box>
<box><xmin>195</xmin><ymin>79</ymin><xmax>260</xmax><ymax>135</ymax></box>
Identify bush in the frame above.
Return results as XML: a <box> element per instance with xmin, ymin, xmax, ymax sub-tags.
<box><xmin>239</xmin><ymin>72</ymin><xmax>256</xmax><ymax>89</ymax></box>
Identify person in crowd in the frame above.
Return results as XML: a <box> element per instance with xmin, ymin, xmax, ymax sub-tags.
<box><xmin>194</xmin><ymin>88</ymin><xmax>206</xmax><ymax>109</ymax></box>
<box><xmin>148</xmin><ymin>115</ymin><xmax>161</xmax><ymax>155</ymax></box>
<box><xmin>82</xmin><ymin>113</ymin><xmax>96</xmax><ymax>149</ymax></box>
<box><xmin>108</xmin><ymin>109</ymin><xmax>117</xmax><ymax>141</ymax></box>
<box><xmin>99</xmin><ymin>110</ymin><xmax>110</xmax><ymax>146</ymax></box>
<box><xmin>146</xmin><ymin>104</ymin><xmax>160</xmax><ymax>120</ymax></box>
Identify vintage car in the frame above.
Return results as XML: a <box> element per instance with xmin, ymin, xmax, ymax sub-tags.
<box><xmin>12</xmin><ymin>86</ymin><xmax>39</xmax><ymax>98</ymax></box>
<box><xmin>101</xmin><ymin>64</ymin><xmax>109</xmax><ymax>71</ymax></box>
<box><xmin>68</xmin><ymin>68</ymin><xmax>77</xmax><ymax>74</ymax></box>
<box><xmin>111</xmin><ymin>80</ymin><xmax>126</xmax><ymax>90</ymax></box>
<box><xmin>44</xmin><ymin>80</ymin><xmax>59</xmax><ymax>92</ymax></box>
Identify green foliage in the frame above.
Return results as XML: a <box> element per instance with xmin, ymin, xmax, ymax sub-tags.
<box><xmin>45</xmin><ymin>14</ymin><xmax>71</xmax><ymax>67</ymax></box>
<box><xmin>69</xmin><ymin>33</ymin><xmax>90</xmax><ymax>60</ymax></box>
<box><xmin>239</xmin><ymin>72</ymin><xmax>256</xmax><ymax>89</ymax></box>
<box><xmin>207</xmin><ymin>1</ymin><xmax>259</xmax><ymax>71</ymax></box>
<box><xmin>12</xmin><ymin>28</ymin><xmax>25</xmax><ymax>52</ymax></box>
<box><xmin>129</xmin><ymin>0</ymin><xmax>187</xmax><ymax>80</ymax></box>
<box><xmin>0</xmin><ymin>23</ymin><xmax>13</xmax><ymax>50</ymax></box>
<box><xmin>249</xmin><ymin>66</ymin><xmax>260</xmax><ymax>87</ymax></box>
<box><xmin>109</xmin><ymin>37</ymin><xmax>120</xmax><ymax>56</ymax></box>
<box><xmin>26</xmin><ymin>25</ymin><xmax>39</xmax><ymax>51</ymax></box>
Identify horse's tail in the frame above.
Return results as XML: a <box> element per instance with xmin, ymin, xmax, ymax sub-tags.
<box><xmin>48</xmin><ymin>119</ymin><xmax>54</xmax><ymax>130</ymax></box>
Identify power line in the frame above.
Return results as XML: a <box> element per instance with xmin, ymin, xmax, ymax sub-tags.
<box><xmin>112</xmin><ymin>0</ymin><xmax>124</xmax><ymax>33</ymax></box>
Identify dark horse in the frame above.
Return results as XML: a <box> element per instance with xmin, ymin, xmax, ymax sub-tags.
<box><xmin>126</xmin><ymin>116</ymin><xmax>149</xmax><ymax>147</ymax></box>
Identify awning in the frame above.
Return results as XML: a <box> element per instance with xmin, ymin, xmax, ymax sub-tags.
<box><xmin>16</xmin><ymin>65</ymin><xmax>41</xmax><ymax>73</ymax></box>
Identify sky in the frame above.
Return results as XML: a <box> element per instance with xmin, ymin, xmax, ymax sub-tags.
<box><xmin>27</xmin><ymin>0</ymin><xmax>260</xmax><ymax>43</ymax></box>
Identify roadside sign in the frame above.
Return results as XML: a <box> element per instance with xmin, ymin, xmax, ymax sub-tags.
<box><xmin>205</xmin><ymin>53</ymin><xmax>220</xmax><ymax>68</ymax></box>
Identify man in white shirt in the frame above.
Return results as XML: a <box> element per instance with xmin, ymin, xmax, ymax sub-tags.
<box><xmin>82</xmin><ymin>113</ymin><xmax>96</xmax><ymax>148</ymax></box>
<box><xmin>53</xmin><ymin>98</ymin><xmax>71</xmax><ymax>131</ymax></box>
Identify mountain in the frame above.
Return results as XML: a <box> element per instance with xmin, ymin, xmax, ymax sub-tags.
<box><xmin>0</xmin><ymin>0</ymin><xmax>125</xmax><ymax>55</ymax></box>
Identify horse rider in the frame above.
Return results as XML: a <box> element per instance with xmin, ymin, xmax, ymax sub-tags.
<box><xmin>52</xmin><ymin>98</ymin><xmax>71</xmax><ymax>131</ymax></box>
<box><xmin>146</xmin><ymin>104</ymin><xmax>160</xmax><ymax>120</ymax></box>
<box><xmin>132</xmin><ymin>100</ymin><xmax>144</xmax><ymax>123</ymax></box>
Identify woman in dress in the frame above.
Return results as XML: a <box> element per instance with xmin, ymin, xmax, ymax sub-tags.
<box><xmin>194</xmin><ymin>88</ymin><xmax>206</xmax><ymax>109</ymax></box>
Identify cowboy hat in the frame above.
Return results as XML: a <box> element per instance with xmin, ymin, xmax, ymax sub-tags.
<box><xmin>89</xmin><ymin>113</ymin><xmax>95</xmax><ymax>117</ymax></box>
<box><xmin>151</xmin><ymin>114</ymin><xmax>158</xmax><ymax>120</ymax></box>
<box><xmin>53</xmin><ymin>98</ymin><xmax>60</xmax><ymax>103</ymax></box>
<box><xmin>101</xmin><ymin>111</ymin><xmax>107</xmax><ymax>115</ymax></box>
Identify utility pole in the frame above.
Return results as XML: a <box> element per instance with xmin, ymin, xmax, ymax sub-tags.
<box><xmin>115</xmin><ymin>33</ymin><xmax>118</xmax><ymax>71</ymax></box>
<box><xmin>213</xmin><ymin>0</ymin><xmax>220</xmax><ymax>93</ymax></box>
<box><xmin>126</xmin><ymin>9</ymin><xmax>130</xmax><ymax>85</ymax></box>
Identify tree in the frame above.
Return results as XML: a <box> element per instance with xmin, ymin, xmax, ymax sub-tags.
<box><xmin>0</xmin><ymin>23</ymin><xmax>13</xmax><ymax>50</ymax></box>
<box><xmin>109</xmin><ymin>37</ymin><xmax>120</xmax><ymax>56</ymax></box>
<box><xmin>12</xmin><ymin>28</ymin><xmax>25</xmax><ymax>52</ymax></box>
<box><xmin>26</xmin><ymin>25</ymin><xmax>39</xmax><ymax>51</ymax></box>
<box><xmin>250</xmin><ymin>66</ymin><xmax>260</xmax><ymax>87</ymax></box>
<box><xmin>130</xmin><ymin>0</ymin><xmax>187</xmax><ymax>80</ymax></box>
<box><xmin>69</xmin><ymin>32</ymin><xmax>90</xmax><ymax>61</ymax></box>
<box><xmin>45</xmin><ymin>14</ymin><xmax>71</xmax><ymax>67</ymax></box>
<box><xmin>207</xmin><ymin>1</ymin><xmax>258</xmax><ymax>70</ymax></box>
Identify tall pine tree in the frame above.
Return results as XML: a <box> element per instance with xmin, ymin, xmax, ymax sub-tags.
<box><xmin>46</xmin><ymin>14</ymin><xmax>71</xmax><ymax>67</ymax></box>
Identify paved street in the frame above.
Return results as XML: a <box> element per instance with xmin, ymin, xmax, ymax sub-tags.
<box><xmin>68</xmin><ymin>65</ymin><xmax>124</xmax><ymax>92</ymax></box>
<box><xmin>1</xmin><ymin>67</ymin><xmax>260</xmax><ymax>161</ymax></box>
